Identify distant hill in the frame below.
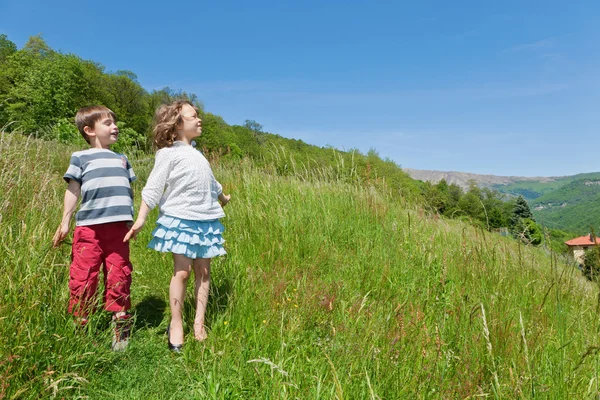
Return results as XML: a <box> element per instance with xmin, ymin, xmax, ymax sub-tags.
<box><xmin>492</xmin><ymin>172</ymin><xmax>600</xmax><ymax>201</ymax></box>
<box><xmin>530</xmin><ymin>179</ymin><xmax>600</xmax><ymax>234</ymax></box>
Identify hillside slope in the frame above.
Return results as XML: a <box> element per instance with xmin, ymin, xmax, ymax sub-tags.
<box><xmin>531</xmin><ymin>179</ymin><xmax>600</xmax><ymax>234</ymax></box>
<box><xmin>2</xmin><ymin>134</ymin><xmax>599</xmax><ymax>398</ymax></box>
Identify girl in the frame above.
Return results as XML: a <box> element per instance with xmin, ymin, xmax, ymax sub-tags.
<box><xmin>124</xmin><ymin>100</ymin><xmax>230</xmax><ymax>351</ymax></box>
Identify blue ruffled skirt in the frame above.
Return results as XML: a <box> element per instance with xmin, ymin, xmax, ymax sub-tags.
<box><xmin>148</xmin><ymin>215</ymin><xmax>226</xmax><ymax>259</ymax></box>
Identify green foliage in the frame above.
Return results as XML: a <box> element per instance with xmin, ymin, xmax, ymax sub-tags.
<box><xmin>493</xmin><ymin>172</ymin><xmax>600</xmax><ymax>201</ymax></box>
<box><xmin>511</xmin><ymin>195</ymin><xmax>534</xmax><ymax>223</ymax></box>
<box><xmin>1</xmin><ymin>45</ymin><xmax>104</xmax><ymax>133</ymax></box>
<box><xmin>530</xmin><ymin>179</ymin><xmax>600</xmax><ymax>234</ymax></box>
<box><xmin>103</xmin><ymin>70</ymin><xmax>150</xmax><ymax>134</ymax></box>
<box><xmin>0</xmin><ymin>34</ymin><xmax>17</xmax><ymax>64</ymax></box>
<box><xmin>583</xmin><ymin>246</ymin><xmax>600</xmax><ymax>281</ymax></box>
<box><xmin>546</xmin><ymin>228</ymin><xmax>573</xmax><ymax>254</ymax></box>
<box><xmin>110</xmin><ymin>122</ymin><xmax>146</xmax><ymax>155</ymax></box>
<box><xmin>48</xmin><ymin>118</ymin><xmax>86</xmax><ymax>145</ymax></box>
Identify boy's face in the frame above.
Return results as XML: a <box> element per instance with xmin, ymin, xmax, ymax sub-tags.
<box><xmin>85</xmin><ymin>115</ymin><xmax>119</xmax><ymax>148</ymax></box>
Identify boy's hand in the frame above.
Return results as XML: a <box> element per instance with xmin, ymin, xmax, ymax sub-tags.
<box><xmin>219</xmin><ymin>193</ymin><xmax>231</xmax><ymax>207</ymax></box>
<box><xmin>52</xmin><ymin>222</ymin><xmax>70</xmax><ymax>247</ymax></box>
<box><xmin>123</xmin><ymin>219</ymin><xmax>145</xmax><ymax>242</ymax></box>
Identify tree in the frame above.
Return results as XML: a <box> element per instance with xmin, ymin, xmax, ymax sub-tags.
<box><xmin>244</xmin><ymin>119</ymin><xmax>263</xmax><ymax>133</ymax></box>
<box><xmin>0</xmin><ymin>34</ymin><xmax>17</xmax><ymax>64</ymax></box>
<box><xmin>511</xmin><ymin>195</ymin><xmax>534</xmax><ymax>223</ymax></box>
<box><xmin>583</xmin><ymin>246</ymin><xmax>600</xmax><ymax>281</ymax></box>
<box><xmin>488</xmin><ymin>207</ymin><xmax>507</xmax><ymax>229</ymax></box>
<box><xmin>244</xmin><ymin>119</ymin><xmax>266</xmax><ymax>145</ymax></box>
<box><xmin>23</xmin><ymin>34</ymin><xmax>52</xmax><ymax>57</ymax></box>
<box><xmin>3</xmin><ymin>52</ymin><xmax>89</xmax><ymax>132</ymax></box>
<box><xmin>103</xmin><ymin>71</ymin><xmax>149</xmax><ymax>134</ymax></box>
<box><xmin>426</xmin><ymin>179</ymin><xmax>450</xmax><ymax>214</ymax></box>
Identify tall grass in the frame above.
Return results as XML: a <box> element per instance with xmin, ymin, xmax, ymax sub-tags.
<box><xmin>1</xmin><ymin>132</ymin><xmax>600</xmax><ymax>398</ymax></box>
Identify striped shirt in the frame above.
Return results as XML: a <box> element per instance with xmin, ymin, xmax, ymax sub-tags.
<box><xmin>64</xmin><ymin>149</ymin><xmax>136</xmax><ymax>226</ymax></box>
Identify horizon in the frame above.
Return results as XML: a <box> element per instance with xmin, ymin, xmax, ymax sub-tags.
<box><xmin>404</xmin><ymin>167</ymin><xmax>600</xmax><ymax>179</ymax></box>
<box><xmin>2</xmin><ymin>1</ymin><xmax>599</xmax><ymax>176</ymax></box>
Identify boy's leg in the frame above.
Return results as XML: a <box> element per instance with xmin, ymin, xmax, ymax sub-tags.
<box><xmin>170</xmin><ymin>254</ymin><xmax>193</xmax><ymax>345</ymax></box>
<box><xmin>102</xmin><ymin>222</ymin><xmax>133</xmax><ymax>313</ymax></box>
<box><xmin>69</xmin><ymin>226</ymin><xmax>103</xmax><ymax>319</ymax></box>
<box><xmin>102</xmin><ymin>222</ymin><xmax>133</xmax><ymax>351</ymax></box>
<box><xmin>192</xmin><ymin>258</ymin><xmax>211</xmax><ymax>341</ymax></box>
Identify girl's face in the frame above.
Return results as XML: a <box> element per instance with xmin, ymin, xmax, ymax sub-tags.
<box><xmin>178</xmin><ymin>104</ymin><xmax>202</xmax><ymax>140</ymax></box>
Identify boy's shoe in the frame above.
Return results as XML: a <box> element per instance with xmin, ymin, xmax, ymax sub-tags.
<box><xmin>74</xmin><ymin>316</ymin><xmax>89</xmax><ymax>328</ymax></box>
<box><xmin>111</xmin><ymin>313</ymin><xmax>132</xmax><ymax>352</ymax></box>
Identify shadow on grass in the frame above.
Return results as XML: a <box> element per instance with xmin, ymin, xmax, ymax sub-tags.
<box><xmin>134</xmin><ymin>295</ymin><xmax>167</xmax><ymax>330</ymax></box>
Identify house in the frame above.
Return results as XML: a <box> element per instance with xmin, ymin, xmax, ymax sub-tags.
<box><xmin>565</xmin><ymin>234</ymin><xmax>600</xmax><ymax>265</ymax></box>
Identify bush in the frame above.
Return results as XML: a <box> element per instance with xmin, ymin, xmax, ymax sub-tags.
<box><xmin>111</xmin><ymin>122</ymin><xmax>146</xmax><ymax>154</ymax></box>
<box><xmin>47</xmin><ymin>118</ymin><xmax>86</xmax><ymax>145</ymax></box>
<box><xmin>583</xmin><ymin>246</ymin><xmax>600</xmax><ymax>281</ymax></box>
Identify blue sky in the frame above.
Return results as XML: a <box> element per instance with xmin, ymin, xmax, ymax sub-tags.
<box><xmin>2</xmin><ymin>0</ymin><xmax>599</xmax><ymax>176</ymax></box>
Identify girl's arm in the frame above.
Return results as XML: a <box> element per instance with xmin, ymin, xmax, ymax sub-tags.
<box><xmin>123</xmin><ymin>200</ymin><xmax>151</xmax><ymax>242</ymax></box>
<box><xmin>123</xmin><ymin>150</ymin><xmax>170</xmax><ymax>242</ymax></box>
<box><xmin>218</xmin><ymin>192</ymin><xmax>231</xmax><ymax>207</ymax></box>
<box><xmin>210</xmin><ymin>169</ymin><xmax>231</xmax><ymax>207</ymax></box>
<box><xmin>53</xmin><ymin>180</ymin><xmax>81</xmax><ymax>247</ymax></box>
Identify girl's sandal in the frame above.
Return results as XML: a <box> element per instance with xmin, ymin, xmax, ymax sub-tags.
<box><xmin>167</xmin><ymin>325</ymin><xmax>183</xmax><ymax>352</ymax></box>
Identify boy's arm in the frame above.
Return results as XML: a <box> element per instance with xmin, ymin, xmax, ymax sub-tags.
<box><xmin>52</xmin><ymin>180</ymin><xmax>81</xmax><ymax>247</ymax></box>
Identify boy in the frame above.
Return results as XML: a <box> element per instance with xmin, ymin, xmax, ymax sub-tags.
<box><xmin>53</xmin><ymin>106</ymin><xmax>136</xmax><ymax>351</ymax></box>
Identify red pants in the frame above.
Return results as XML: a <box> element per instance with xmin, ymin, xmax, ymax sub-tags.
<box><xmin>69</xmin><ymin>222</ymin><xmax>132</xmax><ymax>317</ymax></box>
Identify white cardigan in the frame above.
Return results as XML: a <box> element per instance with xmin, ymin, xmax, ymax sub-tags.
<box><xmin>142</xmin><ymin>141</ymin><xmax>225</xmax><ymax>221</ymax></box>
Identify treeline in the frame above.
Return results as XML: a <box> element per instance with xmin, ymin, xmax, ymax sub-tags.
<box><xmin>423</xmin><ymin>179</ymin><xmax>573</xmax><ymax>252</ymax></box>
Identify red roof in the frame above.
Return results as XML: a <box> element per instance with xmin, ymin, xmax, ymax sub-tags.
<box><xmin>565</xmin><ymin>235</ymin><xmax>600</xmax><ymax>246</ymax></box>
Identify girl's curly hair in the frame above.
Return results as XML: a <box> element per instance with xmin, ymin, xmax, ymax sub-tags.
<box><xmin>152</xmin><ymin>99</ymin><xmax>199</xmax><ymax>150</ymax></box>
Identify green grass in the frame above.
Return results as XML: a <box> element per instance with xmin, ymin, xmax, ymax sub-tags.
<box><xmin>3</xmin><ymin>133</ymin><xmax>600</xmax><ymax>398</ymax></box>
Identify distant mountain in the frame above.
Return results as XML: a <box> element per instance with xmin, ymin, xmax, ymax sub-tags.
<box><xmin>404</xmin><ymin>169</ymin><xmax>559</xmax><ymax>193</ymax></box>
<box><xmin>405</xmin><ymin>168</ymin><xmax>600</xmax><ymax>233</ymax></box>
<box><xmin>405</xmin><ymin>169</ymin><xmax>600</xmax><ymax>200</ymax></box>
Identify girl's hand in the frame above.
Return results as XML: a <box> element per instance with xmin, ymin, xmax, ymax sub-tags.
<box><xmin>219</xmin><ymin>193</ymin><xmax>231</xmax><ymax>207</ymax></box>
<box><xmin>52</xmin><ymin>222</ymin><xmax>70</xmax><ymax>247</ymax></box>
<box><xmin>123</xmin><ymin>219</ymin><xmax>145</xmax><ymax>242</ymax></box>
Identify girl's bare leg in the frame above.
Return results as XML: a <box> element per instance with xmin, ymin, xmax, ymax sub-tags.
<box><xmin>192</xmin><ymin>258</ymin><xmax>211</xmax><ymax>341</ymax></box>
<box><xmin>169</xmin><ymin>254</ymin><xmax>192</xmax><ymax>345</ymax></box>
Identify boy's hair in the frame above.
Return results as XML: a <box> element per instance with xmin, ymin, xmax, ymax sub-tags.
<box><xmin>152</xmin><ymin>100</ymin><xmax>199</xmax><ymax>150</ymax></box>
<box><xmin>75</xmin><ymin>106</ymin><xmax>117</xmax><ymax>144</ymax></box>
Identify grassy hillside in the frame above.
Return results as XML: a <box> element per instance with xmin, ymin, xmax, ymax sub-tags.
<box><xmin>493</xmin><ymin>172</ymin><xmax>600</xmax><ymax>201</ymax></box>
<box><xmin>3</xmin><ymin>133</ymin><xmax>600</xmax><ymax>398</ymax></box>
<box><xmin>529</xmin><ymin>179</ymin><xmax>600</xmax><ymax>234</ymax></box>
